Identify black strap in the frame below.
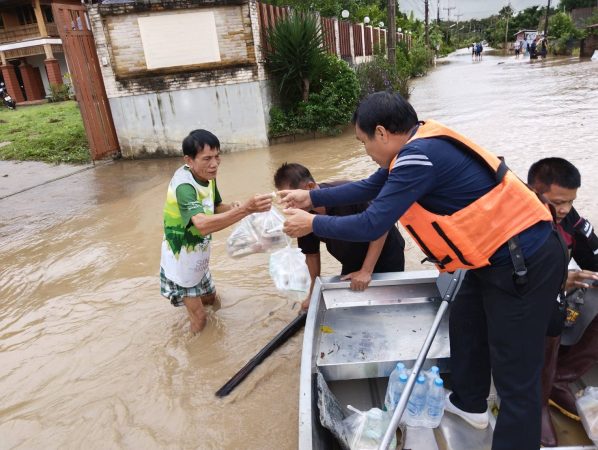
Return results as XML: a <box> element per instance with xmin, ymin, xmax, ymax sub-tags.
<box><xmin>508</xmin><ymin>235</ymin><xmax>528</xmax><ymax>286</ymax></box>
<box><xmin>495</xmin><ymin>159</ymin><xmax>508</xmax><ymax>183</ymax></box>
<box><xmin>421</xmin><ymin>255</ymin><xmax>453</xmax><ymax>270</ymax></box>
<box><xmin>552</xmin><ymin>224</ymin><xmax>570</xmax><ymax>294</ymax></box>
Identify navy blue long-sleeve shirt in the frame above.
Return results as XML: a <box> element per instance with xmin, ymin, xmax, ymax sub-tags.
<box><xmin>311</xmin><ymin>136</ymin><xmax>551</xmax><ymax>266</ymax></box>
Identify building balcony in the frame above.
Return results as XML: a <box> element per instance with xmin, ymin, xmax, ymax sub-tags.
<box><xmin>0</xmin><ymin>22</ymin><xmax>59</xmax><ymax>45</ymax></box>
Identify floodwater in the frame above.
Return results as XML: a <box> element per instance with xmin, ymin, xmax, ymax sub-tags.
<box><xmin>1</xmin><ymin>51</ymin><xmax>597</xmax><ymax>449</ymax></box>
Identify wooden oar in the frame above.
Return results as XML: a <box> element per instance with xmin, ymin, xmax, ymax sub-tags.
<box><xmin>215</xmin><ymin>312</ymin><xmax>307</xmax><ymax>397</ymax></box>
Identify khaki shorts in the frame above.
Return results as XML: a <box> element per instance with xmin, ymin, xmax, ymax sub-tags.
<box><xmin>160</xmin><ymin>267</ymin><xmax>216</xmax><ymax>307</ymax></box>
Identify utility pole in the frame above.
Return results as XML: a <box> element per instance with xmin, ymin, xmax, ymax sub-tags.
<box><xmin>443</xmin><ymin>4</ymin><xmax>455</xmax><ymax>21</ymax></box>
<box><xmin>544</xmin><ymin>0</ymin><xmax>551</xmax><ymax>37</ymax></box>
<box><xmin>425</xmin><ymin>0</ymin><xmax>429</xmax><ymax>47</ymax></box>
<box><xmin>455</xmin><ymin>12</ymin><xmax>463</xmax><ymax>45</ymax></box>
<box><xmin>443</xmin><ymin>3</ymin><xmax>456</xmax><ymax>43</ymax></box>
<box><xmin>388</xmin><ymin>0</ymin><xmax>396</xmax><ymax>66</ymax></box>
<box><xmin>504</xmin><ymin>15</ymin><xmax>510</xmax><ymax>54</ymax></box>
<box><xmin>436</xmin><ymin>0</ymin><xmax>440</xmax><ymax>23</ymax></box>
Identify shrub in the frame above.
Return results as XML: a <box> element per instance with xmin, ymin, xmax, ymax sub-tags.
<box><xmin>355</xmin><ymin>55</ymin><xmax>411</xmax><ymax>100</ymax></box>
<box><xmin>48</xmin><ymin>83</ymin><xmax>71</xmax><ymax>102</ymax></box>
<box><xmin>269</xmin><ymin>105</ymin><xmax>297</xmax><ymax>137</ymax></box>
<box><xmin>296</xmin><ymin>56</ymin><xmax>359</xmax><ymax>134</ymax></box>
<box><xmin>268</xmin><ymin>54</ymin><xmax>359</xmax><ymax>136</ymax></box>
<box><xmin>408</xmin><ymin>41</ymin><xmax>434</xmax><ymax>77</ymax></box>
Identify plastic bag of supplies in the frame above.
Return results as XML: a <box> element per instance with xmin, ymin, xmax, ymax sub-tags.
<box><xmin>227</xmin><ymin>208</ymin><xmax>290</xmax><ymax>258</ymax></box>
<box><xmin>269</xmin><ymin>246</ymin><xmax>310</xmax><ymax>292</ymax></box>
<box><xmin>342</xmin><ymin>406</ymin><xmax>397</xmax><ymax>450</ymax></box>
<box><xmin>576</xmin><ymin>386</ymin><xmax>598</xmax><ymax>446</ymax></box>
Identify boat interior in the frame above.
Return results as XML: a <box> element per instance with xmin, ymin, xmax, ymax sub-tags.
<box><xmin>298</xmin><ymin>271</ymin><xmax>597</xmax><ymax>450</ymax></box>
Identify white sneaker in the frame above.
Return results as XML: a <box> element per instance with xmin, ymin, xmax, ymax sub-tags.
<box><xmin>444</xmin><ymin>391</ymin><xmax>489</xmax><ymax>429</ymax></box>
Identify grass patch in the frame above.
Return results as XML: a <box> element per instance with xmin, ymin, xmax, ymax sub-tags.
<box><xmin>0</xmin><ymin>101</ymin><xmax>90</xmax><ymax>164</ymax></box>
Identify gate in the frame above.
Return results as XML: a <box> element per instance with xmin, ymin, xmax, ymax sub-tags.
<box><xmin>52</xmin><ymin>2</ymin><xmax>119</xmax><ymax>160</ymax></box>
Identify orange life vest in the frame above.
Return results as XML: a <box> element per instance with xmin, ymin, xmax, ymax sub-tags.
<box><xmin>390</xmin><ymin>120</ymin><xmax>552</xmax><ymax>272</ymax></box>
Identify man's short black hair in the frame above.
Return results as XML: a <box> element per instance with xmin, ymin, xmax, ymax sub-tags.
<box><xmin>527</xmin><ymin>157</ymin><xmax>581</xmax><ymax>193</ymax></box>
<box><xmin>351</xmin><ymin>91</ymin><xmax>419</xmax><ymax>138</ymax></box>
<box><xmin>274</xmin><ymin>163</ymin><xmax>315</xmax><ymax>189</ymax></box>
<box><xmin>182</xmin><ymin>129</ymin><xmax>220</xmax><ymax>159</ymax></box>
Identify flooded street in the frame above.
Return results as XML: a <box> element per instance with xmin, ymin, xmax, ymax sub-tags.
<box><xmin>1</xmin><ymin>51</ymin><xmax>597</xmax><ymax>449</ymax></box>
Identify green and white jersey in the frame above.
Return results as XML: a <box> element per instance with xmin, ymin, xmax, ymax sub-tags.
<box><xmin>160</xmin><ymin>165</ymin><xmax>217</xmax><ymax>287</ymax></box>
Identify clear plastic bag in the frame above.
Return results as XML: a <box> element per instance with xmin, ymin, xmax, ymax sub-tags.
<box><xmin>269</xmin><ymin>246</ymin><xmax>311</xmax><ymax>292</ymax></box>
<box><xmin>576</xmin><ymin>386</ymin><xmax>598</xmax><ymax>445</ymax></box>
<box><xmin>342</xmin><ymin>406</ymin><xmax>397</xmax><ymax>450</ymax></box>
<box><xmin>227</xmin><ymin>208</ymin><xmax>290</xmax><ymax>258</ymax></box>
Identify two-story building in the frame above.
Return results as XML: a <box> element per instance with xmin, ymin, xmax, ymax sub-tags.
<box><xmin>0</xmin><ymin>0</ymin><xmax>71</xmax><ymax>104</ymax></box>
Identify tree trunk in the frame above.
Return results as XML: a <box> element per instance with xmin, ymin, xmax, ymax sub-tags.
<box><xmin>302</xmin><ymin>78</ymin><xmax>310</xmax><ymax>102</ymax></box>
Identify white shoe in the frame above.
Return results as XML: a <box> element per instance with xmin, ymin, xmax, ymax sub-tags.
<box><xmin>444</xmin><ymin>391</ymin><xmax>489</xmax><ymax>429</ymax></box>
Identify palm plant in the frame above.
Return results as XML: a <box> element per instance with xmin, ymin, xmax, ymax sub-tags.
<box><xmin>264</xmin><ymin>13</ymin><xmax>327</xmax><ymax>105</ymax></box>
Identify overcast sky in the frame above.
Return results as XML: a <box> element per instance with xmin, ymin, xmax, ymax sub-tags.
<box><xmin>400</xmin><ymin>0</ymin><xmax>553</xmax><ymax>21</ymax></box>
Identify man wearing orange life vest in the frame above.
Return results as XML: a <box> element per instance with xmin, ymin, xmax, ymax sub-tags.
<box><xmin>280</xmin><ymin>92</ymin><xmax>567</xmax><ymax>450</ymax></box>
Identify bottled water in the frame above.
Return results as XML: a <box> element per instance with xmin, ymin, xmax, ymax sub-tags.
<box><xmin>384</xmin><ymin>363</ymin><xmax>409</xmax><ymax>411</ymax></box>
<box><xmin>425</xmin><ymin>366</ymin><xmax>440</xmax><ymax>387</ymax></box>
<box><xmin>426</xmin><ymin>377</ymin><xmax>445</xmax><ymax>427</ymax></box>
<box><xmin>407</xmin><ymin>375</ymin><xmax>427</xmax><ymax>417</ymax></box>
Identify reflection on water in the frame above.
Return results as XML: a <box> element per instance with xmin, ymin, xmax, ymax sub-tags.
<box><xmin>1</xmin><ymin>52</ymin><xmax>597</xmax><ymax>449</ymax></box>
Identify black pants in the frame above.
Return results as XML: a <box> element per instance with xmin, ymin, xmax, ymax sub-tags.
<box><xmin>449</xmin><ymin>231</ymin><xmax>566</xmax><ymax>450</ymax></box>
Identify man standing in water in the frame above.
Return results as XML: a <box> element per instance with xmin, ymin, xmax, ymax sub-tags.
<box><xmin>280</xmin><ymin>92</ymin><xmax>567</xmax><ymax>450</ymax></box>
<box><xmin>273</xmin><ymin>162</ymin><xmax>405</xmax><ymax>310</ymax></box>
<box><xmin>160</xmin><ymin>129</ymin><xmax>272</xmax><ymax>333</ymax></box>
<box><xmin>528</xmin><ymin>158</ymin><xmax>598</xmax><ymax>447</ymax></box>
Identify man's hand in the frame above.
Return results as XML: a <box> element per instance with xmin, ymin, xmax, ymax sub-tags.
<box><xmin>341</xmin><ymin>269</ymin><xmax>372</xmax><ymax>292</ymax></box>
<box><xmin>566</xmin><ymin>269</ymin><xmax>598</xmax><ymax>291</ymax></box>
<box><xmin>283</xmin><ymin>208</ymin><xmax>315</xmax><ymax>238</ymax></box>
<box><xmin>242</xmin><ymin>193</ymin><xmax>273</xmax><ymax>214</ymax></box>
<box><xmin>278</xmin><ymin>189</ymin><xmax>313</xmax><ymax>210</ymax></box>
<box><xmin>301</xmin><ymin>296</ymin><xmax>311</xmax><ymax>311</ymax></box>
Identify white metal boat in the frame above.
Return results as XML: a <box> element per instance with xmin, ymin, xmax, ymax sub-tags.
<box><xmin>298</xmin><ymin>270</ymin><xmax>597</xmax><ymax>450</ymax></box>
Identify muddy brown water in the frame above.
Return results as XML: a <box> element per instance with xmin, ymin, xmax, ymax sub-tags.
<box><xmin>1</xmin><ymin>51</ymin><xmax>597</xmax><ymax>449</ymax></box>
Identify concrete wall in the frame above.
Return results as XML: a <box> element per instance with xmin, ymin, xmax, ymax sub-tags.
<box><xmin>88</xmin><ymin>0</ymin><xmax>271</xmax><ymax>158</ymax></box>
<box><xmin>108</xmin><ymin>80</ymin><xmax>271</xmax><ymax>156</ymax></box>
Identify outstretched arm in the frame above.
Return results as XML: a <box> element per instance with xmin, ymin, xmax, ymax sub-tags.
<box><xmin>192</xmin><ymin>194</ymin><xmax>272</xmax><ymax>236</ymax></box>
<box><xmin>341</xmin><ymin>232</ymin><xmax>388</xmax><ymax>291</ymax></box>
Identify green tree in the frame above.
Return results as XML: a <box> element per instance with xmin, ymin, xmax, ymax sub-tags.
<box><xmin>264</xmin><ymin>14</ymin><xmax>327</xmax><ymax>104</ymax></box>
<box><xmin>510</xmin><ymin>6</ymin><xmax>543</xmax><ymax>31</ymax></box>
<box><xmin>559</xmin><ymin>0</ymin><xmax>597</xmax><ymax>12</ymax></box>
<box><xmin>549</xmin><ymin>10</ymin><xmax>582</xmax><ymax>38</ymax></box>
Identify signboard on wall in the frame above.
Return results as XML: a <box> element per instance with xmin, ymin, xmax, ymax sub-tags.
<box><xmin>138</xmin><ymin>11</ymin><xmax>221</xmax><ymax>69</ymax></box>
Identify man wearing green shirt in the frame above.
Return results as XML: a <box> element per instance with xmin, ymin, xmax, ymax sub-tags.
<box><xmin>160</xmin><ymin>129</ymin><xmax>272</xmax><ymax>333</ymax></box>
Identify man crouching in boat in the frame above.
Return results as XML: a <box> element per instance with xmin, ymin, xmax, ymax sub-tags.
<box><xmin>273</xmin><ymin>162</ymin><xmax>405</xmax><ymax>310</ymax></box>
<box><xmin>527</xmin><ymin>158</ymin><xmax>598</xmax><ymax>447</ymax></box>
<box><xmin>279</xmin><ymin>91</ymin><xmax>567</xmax><ymax>450</ymax></box>
<box><xmin>160</xmin><ymin>129</ymin><xmax>273</xmax><ymax>333</ymax></box>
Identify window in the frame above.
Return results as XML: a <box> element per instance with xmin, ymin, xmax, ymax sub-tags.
<box><xmin>42</xmin><ymin>5</ymin><xmax>54</xmax><ymax>23</ymax></box>
<box><xmin>15</xmin><ymin>6</ymin><xmax>37</xmax><ymax>25</ymax></box>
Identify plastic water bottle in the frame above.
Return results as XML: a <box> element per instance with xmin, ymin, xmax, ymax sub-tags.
<box><xmin>426</xmin><ymin>366</ymin><xmax>440</xmax><ymax>387</ymax></box>
<box><xmin>384</xmin><ymin>363</ymin><xmax>408</xmax><ymax>411</ymax></box>
<box><xmin>407</xmin><ymin>375</ymin><xmax>427</xmax><ymax>417</ymax></box>
<box><xmin>426</xmin><ymin>377</ymin><xmax>445</xmax><ymax>427</ymax></box>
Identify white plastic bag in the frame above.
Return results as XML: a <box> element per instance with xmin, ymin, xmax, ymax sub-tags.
<box><xmin>227</xmin><ymin>208</ymin><xmax>290</xmax><ymax>258</ymax></box>
<box><xmin>269</xmin><ymin>246</ymin><xmax>310</xmax><ymax>292</ymax></box>
<box><xmin>576</xmin><ymin>386</ymin><xmax>598</xmax><ymax>445</ymax></box>
<box><xmin>342</xmin><ymin>406</ymin><xmax>397</xmax><ymax>450</ymax></box>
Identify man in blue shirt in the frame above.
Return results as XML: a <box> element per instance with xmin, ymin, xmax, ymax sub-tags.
<box><xmin>280</xmin><ymin>92</ymin><xmax>567</xmax><ymax>450</ymax></box>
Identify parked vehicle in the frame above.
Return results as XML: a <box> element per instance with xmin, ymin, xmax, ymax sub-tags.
<box><xmin>0</xmin><ymin>82</ymin><xmax>16</xmax><ymax>110</ymax></box>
